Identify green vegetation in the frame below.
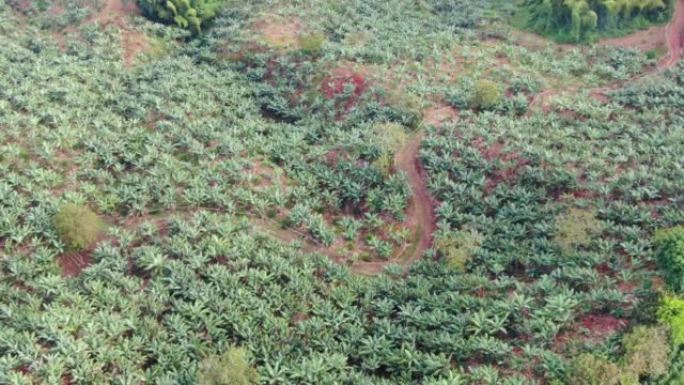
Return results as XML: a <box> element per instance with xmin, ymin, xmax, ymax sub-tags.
<box><xmin>0</xmin><ymin>0</ymin><xmax>683</xmax><ymax>383</ymax></box>
<box><xmin>53</xmin><ymin>203</ymin><xmax>102</xmax><ymax>250</ymax></box>
<box><xmin>621</xmin><ymin>325</ymin><xmax>670</xmax><ymax>379</ymax></box>
<box><xmin>298</xmin><ymin>32</ymin><xmax>326</xmax><ymax>55</ymax></box>
<box><xmin>659</xmin><ymin>295</ymin><xmax>684</xmax><ymax>345</ymax></box>
<box><xmin>435</xmin><ymin>229</ymin><xmax>484</xmax><ymax>271</ymax></box>
<box><xmin>470</xmin><ymin>79</ymin><xmax>503</xmax><ymax>110</ymax></box>
<box><xmin>655</xmin><ymin>226</ymin><xmax>684</xmax><ymax>293</ymax></box>
<box><xmin>521</xmin><ymin>0</ymin><xmax>672</xmax><ymax>42</ymax></box>
<box><xmin>554</xmin><ymin>208</ymin><xmax>603</xmax><ymax>254</ymax></box>
<box><xmin>198</xmin><ymin>347</ymin><xmax>259</xmax><ymax>385</ymax></box>
<box><xmin>138</xmin><ymin>0</ymin><xmax>226</xmax><ymax>32</ymax></box>
<box><xmin>568</xmin><ymin>353</ymin><xmax>620</xmax><ymax>385</ymax></box>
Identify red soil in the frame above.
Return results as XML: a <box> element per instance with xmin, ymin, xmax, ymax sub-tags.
<box><xmin>352</xmin><ymin>129</ymin><xmax>440</xmax><ymax>275</ymax></box>
<box><xmin>91</xmin><ymin>0</ymin><xmax>149</xmax><ymax>68</ymax></box>
<box><xmin>394</xmin><ymin>132</ymin><xmax>438</xmax><ymax>269</ymax></box>
<box><xmin>556</xmin><ymin>314</ymin><xmax>628</xmax><ymax>350</ymax></box>
<box><xmin>89</xmin><ymin>0</ymin><xmax>140</xmax><ymax>26</ymax></box>
<box><xmin>57</xmin><ymin>251</ymin><xmax>92</xmax><ymax>277</ymax></box>
<box><xmin>661</xmin><ymin>0</ymin><xmax>684</xmax><ymax>68</ymax></box>
<box><xmin>581</xmin><ymin>314</ymin><xmax>628</xmax><ymax>339</ymax></box>
<box><xmin>321</xmin><ymin>70</ymin><xmax>368</xmax><ymax>114</ymax></box>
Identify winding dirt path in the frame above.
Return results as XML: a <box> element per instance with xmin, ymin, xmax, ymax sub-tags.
<box><xmin>661</xmin><ymin>0</ymin><xmax>684</xmax><ymax>68</ymax></box>
<box><xmin>528</xmin><ymin>0</ymin><xmax>684</xmax><ymax>113</ymax></box>
<box><xmin>351</xmin><ymin>107</ymin><xmax>457</xmax><ymax>275</ymax></box>
<box><xmin>351</xmin><ymin>131</ymin><xmax>439</xmax><ymax>275</ymax></box>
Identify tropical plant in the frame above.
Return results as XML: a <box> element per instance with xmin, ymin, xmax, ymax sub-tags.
<box><xmin>522</xmin><ymin>0</ymin><xmax>670</xmax><ymax>41</ymax></box>
<box><xmin>655</xmin><ymin>226</ymin><xmax>684</xmax><ymax>293</ymax></box>
<box><xmin>658</xmin><ymin>295</ymin><xmax>684</xmax><ymax>345</ymax></box>
<box><xmin>138</xmin><ymin>0</ymin><xmax>226</xmax><ymax>33</ymax></box>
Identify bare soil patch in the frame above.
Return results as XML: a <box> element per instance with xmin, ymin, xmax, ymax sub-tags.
<box><xmin>89</xmin><ymin>0</ymin><xmax>141</xmax><ymax>27</ymax></box>
<box><xmin>555</xmin><ymin>314</ymin><xmax>628</xmax><ymax>350</ymax></box>
<box><xmin>51</xmin><ymin>0</ymin><xmax>150</xmax><ymax>66</ymax></box>
<box><xmin>422</xmin><ymin>105</ymin><xmax>459</xmax><ymax>127</ymax></box>
<box><xmin>253</xmin><ymin>16</ymin><xmax>302</xmax><ymax>50</ymax></box>
<box><xmin>93</xmin><ymin>0</ymin><xmax>149</xmax><ymax>68</ymax></box>
<box><xmin>57</xmin><ymin>251</ymin><xmax>93</xmax><ymax>277</ymax></box>
<box><xmin>661</xmin><ymin>0</ymin><xmax>684</xmax><ymax>68</ymax></box>
<box><xmin>600</xmin><ymin>25</ymin><xmax>667</xmax><ymax>52</ymax></box>
<box><xmin>122</xmin><ymin>29</ymin><xmax>150</xmax><ymax>67</ymax></box>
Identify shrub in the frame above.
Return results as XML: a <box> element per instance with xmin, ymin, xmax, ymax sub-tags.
<box><xmin>198</xmin><ymin>347</ymin><xmax>259</xmax><ymax>385</ymax></box>
<box><xmin>53</xmin><ymin>203</ymin><xmax>101</xmax><ymax>250</ymax></box>
<box><xmin>658</xmin><ymin>294</ymin><xmax>684</xmax><ymax>345</ymax></box>
<box><xmin>137</xmin><ymin>0</ymin><xmax>225</xmax><ymax>33</ymax></box>
<box><xmin>470</xmin><ymin>79</ymin><xmax>501</xmax><ymax>110</ymax></box>
<box><xmin>374</xmin><ymin>122</ymin><xmax>409</xmax><ymax>154</ymax></box>
<box><xmin>654</xmin><ymin>226</ymin><xmax>684</xmax><ymax>293</ymax></box>
<box><xmin>567</xmin><ymin>353</ymin><xmax>620</xmax><ymax>385</ymax></box>
<box><xmin>553</xmin><ymin>208</ymin><xmax>602</xmax><ymax>254</ymax></box>
<box><xmin>298</xmin><ymin>33</ymin><xmax>326</xmax><ymax>55</ymax></box>
<box><xmin>621</xmin><ymin>325</ymin><xmax>670</xmax><ymax>378</ymax></box>
<box><xmin>435</xmin><ymin>229</ymin><xmax>483</xmax><ymax>272</ymax></box>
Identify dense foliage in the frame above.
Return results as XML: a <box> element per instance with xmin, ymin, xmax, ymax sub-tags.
<box><xmin>522</xmin><ymin>0</ymin><xmax>672</xmax><ymax>41</ymax></box>
<box><xmin>0</xmin><ymin>0</ymin><xmax>682</xmax><ymax>384</ymax></box>
<box><xmin>655</xmin><ymin>226</ymin><xmax>684</xmax><ymax>293</ymax></box>
<box><xmin>53</xmin><ymin>204</ymin><xmax>101</xmax><ymax>251</ymax></box>
<box><xmin>138</xmin><ymin>0</ymin><xmax>226</xmax><ymax>32</ymax></box>
<box><xmin>198</xmin><ymin>347</ymin><xmax>259</xmax><ymax>385</ymax></box>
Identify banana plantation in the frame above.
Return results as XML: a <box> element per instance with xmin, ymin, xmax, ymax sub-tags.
<box><xmin>0</xmin><ymin>0</ymin><xmax>683</xmax><ymax>384</ymax></box>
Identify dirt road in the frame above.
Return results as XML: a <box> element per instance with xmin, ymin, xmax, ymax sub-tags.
<box><xmin>529</xmin><ymin>0</ymin><xmax>684</xmax><ymax>112</ymax></box>
<box><xmin>661</xmin><ymin>0</ymin><xmax>684</xmax><ymax>68</ymax></box>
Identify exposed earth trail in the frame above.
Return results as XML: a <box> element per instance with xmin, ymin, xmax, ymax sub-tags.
<box><xmin>90</xmin><ymin>0</ymin><xmax>684</xmax><ymax>275</ymax></box>
<box><xmin>528</xmin><ymin>0</ymin><xmax>684</xmax><ymax>112</ymax></box>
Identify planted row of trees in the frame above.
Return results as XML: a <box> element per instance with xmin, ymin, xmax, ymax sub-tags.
<box><xmin>523</xmin><ymin>0</ymin><xmax>672</xmax><ymax>41</ymax></box>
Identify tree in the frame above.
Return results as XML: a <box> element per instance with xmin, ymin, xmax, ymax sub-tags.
<box><xmin>658</xmin><ymin>294</ymin><xmax>684</xmax><ymax>345</ymax></box>
<box><xmin>654</xmin><ymin>226</ymin><xmax>684</xmax><ymax>293</ymax></box>
<box><xmin>523</xmin><ymin>0</ymin><xmax>668</xmax><ymax>41</ymax></box>
<box><xmin>198</xmin><ymin>347</ymin><xmax>259</xmax><ymax>385</ymax></box>
<box><xmin>137</xmin><ymin>0</ymin><xmax>226</xmax><ymax>33</ymax></box>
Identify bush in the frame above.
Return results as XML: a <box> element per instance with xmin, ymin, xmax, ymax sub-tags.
<box><xmin>53</xmin><ymin>203</ymin><xmax>101</xmax><ymax>250</ymax></box>
<box><xmin>654</xmin><ymin>226</ymin><xmax>684</xmax><ymax>293</ymax></box>
<box><xmin>298</xmin><ymin>33</ymin><xmax>326</xmax><ymax>55</ymax></box>
<box><xmin>621</xmin><ymin>325</ymin><xmax>670</xmax><ymax>379</ymax></box>
<box><xmin>567</xmin><ymin>353</ymin><xmax>620</xmax><ymax>385</ymax></box>
<box><xmin>658</xmin><ymin>294</ymin><xmax>684</xmax><ymax>345</ymax></box>
<box><xmin>553</xmin><ymin>208</ymin><xmax>602</xmax><ymax>254</ymax></box>
<box><xmin>470</xmin><ymin>79</ymin><xmax>501</xmax><ymax>110</ymax></box>
<box><xmin>138</xmin><ymin>0</ymin><xmax>225</xmax><ymax>33</ymax></box>
<box><xmin>435</xmin><ymin>229</ymin><xmax>483</xmax><ymax>272</ymax></box>
<box><xmin>198</xmin><ymin>347</ymin><xmax>259</xmax><ymax>385</ymax></box>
